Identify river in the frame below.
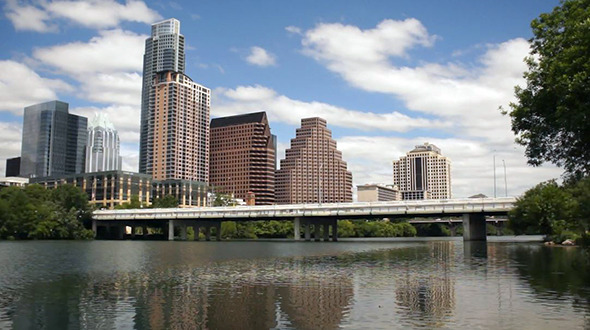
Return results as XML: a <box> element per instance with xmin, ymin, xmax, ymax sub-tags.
<box><xmin>0</xmin><ymin>237</ymin><xmax>588</xmax><ymax>329</ymax></box>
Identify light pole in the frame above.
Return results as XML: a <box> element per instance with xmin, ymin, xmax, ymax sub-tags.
<box><xmin>502</xmin><ymin>159</ymin><xmax>507</xmax><ymax>197</ymax></box>
<box><xmin>493</xmin><ymin>154</ymin><xmax>497</xmax><ymax>198</ymax></box>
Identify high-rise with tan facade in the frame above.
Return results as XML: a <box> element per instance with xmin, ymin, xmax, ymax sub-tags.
<box><xmin>276</xmin><ymin>117</ymin><xmax>352</xmax><ymax>204</ymax></box>
<box><xmin>149</xmin><ymin>71</ymin><xmax>210</xmax><ymax>182</ymax></box>
<box><xmin>392</xmin><ymin>142</ymin><xmax>451</xmax><ymax>200</ymax></box>
<box><xmin>139</xmin><ymin>18</ymin><xmax>185</xmax><ymax>175</ymax></box>
<box><xmin>210</xmin><ymin>112</ymin><xmax>276</xmax><ymax>205</ymax></box>
<box><xmin>139</xmin><ymin>18</ymin><xmax>210</xmax><ymax>184</ymax></box>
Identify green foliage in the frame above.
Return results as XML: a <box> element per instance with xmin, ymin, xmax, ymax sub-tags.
<box><xmin>506</xmin><ymin>0</ymin><xmax>590</xmax><ymax>178</ymax></box>
<box><xmin>0</xmin><ymin>184</ymin><xmax>94</xmax><ymax>240</ymax></box>
<box><xmin>337</xmin><ymin>220</ymin><xmax>355</xmax><ymax>237</ymax></box>
<box><xmin>220</xmin><ymin>221</ymin><xmax>237</xmax><ymax>239</ymax></box>
<box><xmin>509</xmin><ymin>180</ymin><xmax>576</xmax><ymax>237</ymax></box>
<box><xmin>213</xmin><ymin>193</ymin><xmax>235</xmax><ymax>206</ymax></box>
<box><xmin>253</xmin><ymin>220</ymin><xmax>293</xmax><ymax>238</ymax></box>
<box><xmin>509</xmin><ymin>178</ymin><xmax>590</xmax><ymax>243</ymax></box>
<box><xmin>152</xmin><ymin>195</ymin><xmax>179</xmax><ymax>208</ymax></box>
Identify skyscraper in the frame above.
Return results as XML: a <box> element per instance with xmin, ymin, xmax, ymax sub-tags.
<box><xmin>210</xmin><ymin>112</ymin><xmax>276</xmax><ymax>205</ymax></box>
<box><xmin>392</xmin><ymin>142</ymin><xmax>452</xmax><ymax>200</ymax></box>
<box><xmin>139</xmin><ymin>18</ymin><xmax>210</xmax><ymax>183</ymax></box>
<box><xmin>139</xmin><ymin>18</ymin><xmax>185</xmax><ymax>174</ymax></box>
<box><xmin>149</xmin><ymin>71</ymin><xmax>210</xmax><ymax>182</ymax></box>
<box><xmin>276</xmin><ymin>117</ymin><xmax>352</xmax><ymax>204</ymax></box>
<box><xmin>20</xmin><ymin>100</ymin><xmax>87</xmax><ymax>178</ymax></box>
<box><xmin>85</xmin><ymin>113</ymin><xmax>122</xmax><ymax>173</ymax></box>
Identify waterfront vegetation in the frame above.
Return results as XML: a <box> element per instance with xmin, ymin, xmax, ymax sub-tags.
<box><xmin>0</xmin><ymin>184</ymin><xmax>94</xmax><ymax>240</ymax></box>
<box><xmin>505</xmin><ymin>0</ymin><xmax>590</xmax><ymax>246</ymax></box>
<box><xmin>509</xmin><ymin>177</ymin><xmax>590</xmax><ymax>245</ymax></box>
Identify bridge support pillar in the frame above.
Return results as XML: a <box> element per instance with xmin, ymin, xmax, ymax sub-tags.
<box><xmin>91</xmin><ymin>220</ymin><xmax>97</xmax><ymax>238</ymax></box>
<box><xmin>143</xmin><ymin>225</ymin><xmax>148</xmax><ymax>238</ymax></box>
<box><xmin>131</xmin><ymin>226</ymin><xmax>136</xmax><ymax>239</ymax></box>
<box><xmin>323</xmin><ymin>224</ymin><xmax>330</xmax><ymax>241</ymax></box>
<box><xmin>304</xmin><ymin>222</ymin><xmax>311</xmax><ymax>241</ymax></box>
<box><xmin>332</xmin><ymin>219</ymin><xmax>338</xmax><ymax>242</ymax></box>
<box><xmin>293</xmin><ymin>218</ymin><xmax>300</xmax><ymax>241</ymax></box>
<box><xmin>168</xmin><ymin>220</ymin><xmax>175</xmax><ymax>241</ymax></box>
<box><xmin>216</xmin><ymin>223</ymin><xmax>222</xmax><ymax>241</ymax></box>
<box><xmin>205</xmin><ymin>226</ymin><xmax>211</xmax><ymax>241</ymax></box>
<box><xmin>463</xmin><ymin>214</ymin><xmax>486</xmax><ymax>241</ymax></box>
<box><xmin>117</xmin><ymin>224</ymin><xmax>125</xmax><ymax>240</ymax></box>
<box><xmin>314</xmin><ymin>223</ymin><xmax>321</xmax><ymax>241</ymax></box>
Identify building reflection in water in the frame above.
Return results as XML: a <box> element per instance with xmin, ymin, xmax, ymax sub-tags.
<box><xmin>5</xmin><ymin>259</ymin><xmax>355</xmax><ymax>329</ymax></box>
<box><xmin>395</xmin><ymin>242</ymin><xmax>456</xmax><ymax>328</ymax></box>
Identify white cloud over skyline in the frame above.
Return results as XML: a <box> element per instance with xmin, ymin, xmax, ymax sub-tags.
<box><xmin>4</xmin><ymin>0</ymin><xmax>161</xmax><ymax>32</ymax></box>
<box><xmin>245</xmin><ymin>46</ymin><xmax>277</xmax><ymax>67</ymax></box>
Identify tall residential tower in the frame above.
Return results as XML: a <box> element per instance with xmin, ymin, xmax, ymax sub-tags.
<box><xmin>392</xmin><ymin>143</ymin><xmax>452</xmax><ymax>200</ymax></box>
<box><xmin>20</xmin><ymin>100</ymin><xmax>87</xmax><ymax>178</ymax></box>
<box><xmin>276</xmin><ymin>117</ymin><xmax>352</xmax><ymax>204</ymax></box>
<box><xmin>210</xmin><ymin>112</ymin><xmax>276</xmax><ymax>205</ymax></box>
<box><xmin>139</xmin><ymin>18</ymin><xmax>185</xmax><ymax>174</ymax></box>
<box><xmin>139</xmin><ymin>18</ymin><xmax>210</xmax><ymax>183</ymax></box>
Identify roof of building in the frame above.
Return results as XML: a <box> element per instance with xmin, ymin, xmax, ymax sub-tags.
<box><xmin>211</xmin><ymin>111</ymin><xmax>267</xmax><ymax>128</ymax></box>
<box><xmin>89</xmin><ymin>112</ymin><xmax>116</xmax><ymax>130</ymax></box>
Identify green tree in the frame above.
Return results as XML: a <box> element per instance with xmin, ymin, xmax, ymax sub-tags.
<box><xmin>213</xmin><ymin>193</ymin><xmax>235</xmax><ymax>206</ymax></box>
<box><xmin>152</xmin><ymin>195</ymin><xmax>179</xmax><ymax>208</ymax></box>
<box><xmin>506</xmin><ymin>0</ymin><xmax>590</xmax><ymax>178</ymax></box>
<box><xmin>337</xmin><ymin>220</ymin><xmax>356</xmax><ymax>237</ymax></box>
<box><xmin>509</xmin><ymin>180</ymin><xmax>576</xmax><ymax>238</ymax></box>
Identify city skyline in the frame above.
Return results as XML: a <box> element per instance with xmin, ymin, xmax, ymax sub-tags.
<box><xmin>0</xmin><ymin>0</ymin><xmax>564</xmax><ymax>198</ymax></box>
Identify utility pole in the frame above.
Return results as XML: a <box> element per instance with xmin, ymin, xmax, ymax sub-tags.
<box><xmin>502</xmin><ymin>159</ymin><xmax>507</xmax><ymax>197</ymax></box>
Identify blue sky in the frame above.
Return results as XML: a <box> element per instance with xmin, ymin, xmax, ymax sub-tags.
<box><xmin>0</xmin><ymin>0</ymin><xmax>563</xmax><ymax>198</ymax></box>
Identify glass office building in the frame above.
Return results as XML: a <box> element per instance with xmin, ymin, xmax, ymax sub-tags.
<box><xmin>20</xmin><ymin>100</ymin><xmax>87</xmax><ymax>178</ymax></box>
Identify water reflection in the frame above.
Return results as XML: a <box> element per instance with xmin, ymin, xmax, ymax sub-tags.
<box><xmin>0</xmin><ymin>240</ymin><xmax>589</xmax><ymax>329</ymax></box>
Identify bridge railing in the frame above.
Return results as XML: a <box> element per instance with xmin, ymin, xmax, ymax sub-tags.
<box><xmin>93</xmin><ymin>197</ymin><xmax>516</xmax><ymax>221</ymax></box>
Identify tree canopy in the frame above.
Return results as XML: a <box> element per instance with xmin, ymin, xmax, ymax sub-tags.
<box><xmin>0</xmin><ymin>184</ymin><xmax>94</xmax><ymax>240</ymax></box>
<box><xmin>507</xmin><ymin>0</ymin><xmax>590</xmax><ymax>178</ymax></box>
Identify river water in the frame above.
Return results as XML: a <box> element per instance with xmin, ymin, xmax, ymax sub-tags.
<box><xmin>0</xmin><ymin>238</ymin><xmax>588</xmax><ymax>329</ymax></box>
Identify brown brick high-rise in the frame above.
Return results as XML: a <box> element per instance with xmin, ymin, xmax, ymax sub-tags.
<box><xmin>210</xmin><ymin>112</ymin><xmax>276</xmax><ymax>205</ymax></box>
<box><xmin>276</xmin><ymin>117</ymin><xmax>352</xmax><ymax>204</ymax></box>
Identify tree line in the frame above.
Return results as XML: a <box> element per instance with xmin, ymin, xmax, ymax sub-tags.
<box><xmin>0</xmin><ymin>184</ymin><xmax>94</xmax><ymax>240</ymax></box>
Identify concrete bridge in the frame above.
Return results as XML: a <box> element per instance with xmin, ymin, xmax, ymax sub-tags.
<box><xmin>92</xmin><ymin>197</ymin><xmax>515</xmax><ymax>242</ymax></box>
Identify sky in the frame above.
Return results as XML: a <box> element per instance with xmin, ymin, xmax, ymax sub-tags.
<box><xmin>0</xmin><ymin>0</ymin><xmax>564</xmax><ymax>198</ymax></box>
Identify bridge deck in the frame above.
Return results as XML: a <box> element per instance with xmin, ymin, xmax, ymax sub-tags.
<box><xmin>93</xmin><ymin>197</ymin><xmax>515</xmax><ymax>222</ymax></box>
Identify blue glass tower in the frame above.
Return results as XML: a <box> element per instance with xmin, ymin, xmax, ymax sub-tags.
<box><xmin>20</xmin><ymin>100</ymin><xmax>87</xmax><ymax>178</ymax></box>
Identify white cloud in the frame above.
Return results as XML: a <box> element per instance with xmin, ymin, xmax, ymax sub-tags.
<box><xmin>213</xmin><ymin>85</ymin><xmax>449</xmax><ymax>132</ymax></box>
<box><xmin>300</xmin><ymin>20</ymin><xmax>530</xmax><ymax>143</ymax></box>
<box><xmin>3</xmin><ymin>0</ymin><xmax>161</xmax><ymax>32</ymax></box>
<box><xmin>32</xmin><ymin>29</ymin><xmax>145</xmax><ymax>107</ymax></box>
<box><xmin>0</xmin><ymin>122</ymin><xmax>23</xmax><ymax>176</ymax></box>
<box><xmin>46</xmin><ymin>0</ymin><xmax>161</xmax><ymax>29</ymax></box>
<box><xmin>0</xmin><ymin>60</ymin><xmax>73</xmax><ymax>114</ymax></box>
<box><xmin>285</xmin><ymin>26</ymin><xmax>302</xmax><ymax>35</ymax></box>
<box><xmin>33</xmin><ymin>29</ymin><xmax>146</xmax><ymax>75</ymax></box>
<box><xmin>4</xmin><ymin>0</ymin><xmax>57</xmax><ymax>32</ymax></box>
<box><xmin>245</xmin><ymin>46</ymin><xmax>277</xmax><ymax>67</ymax></box>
